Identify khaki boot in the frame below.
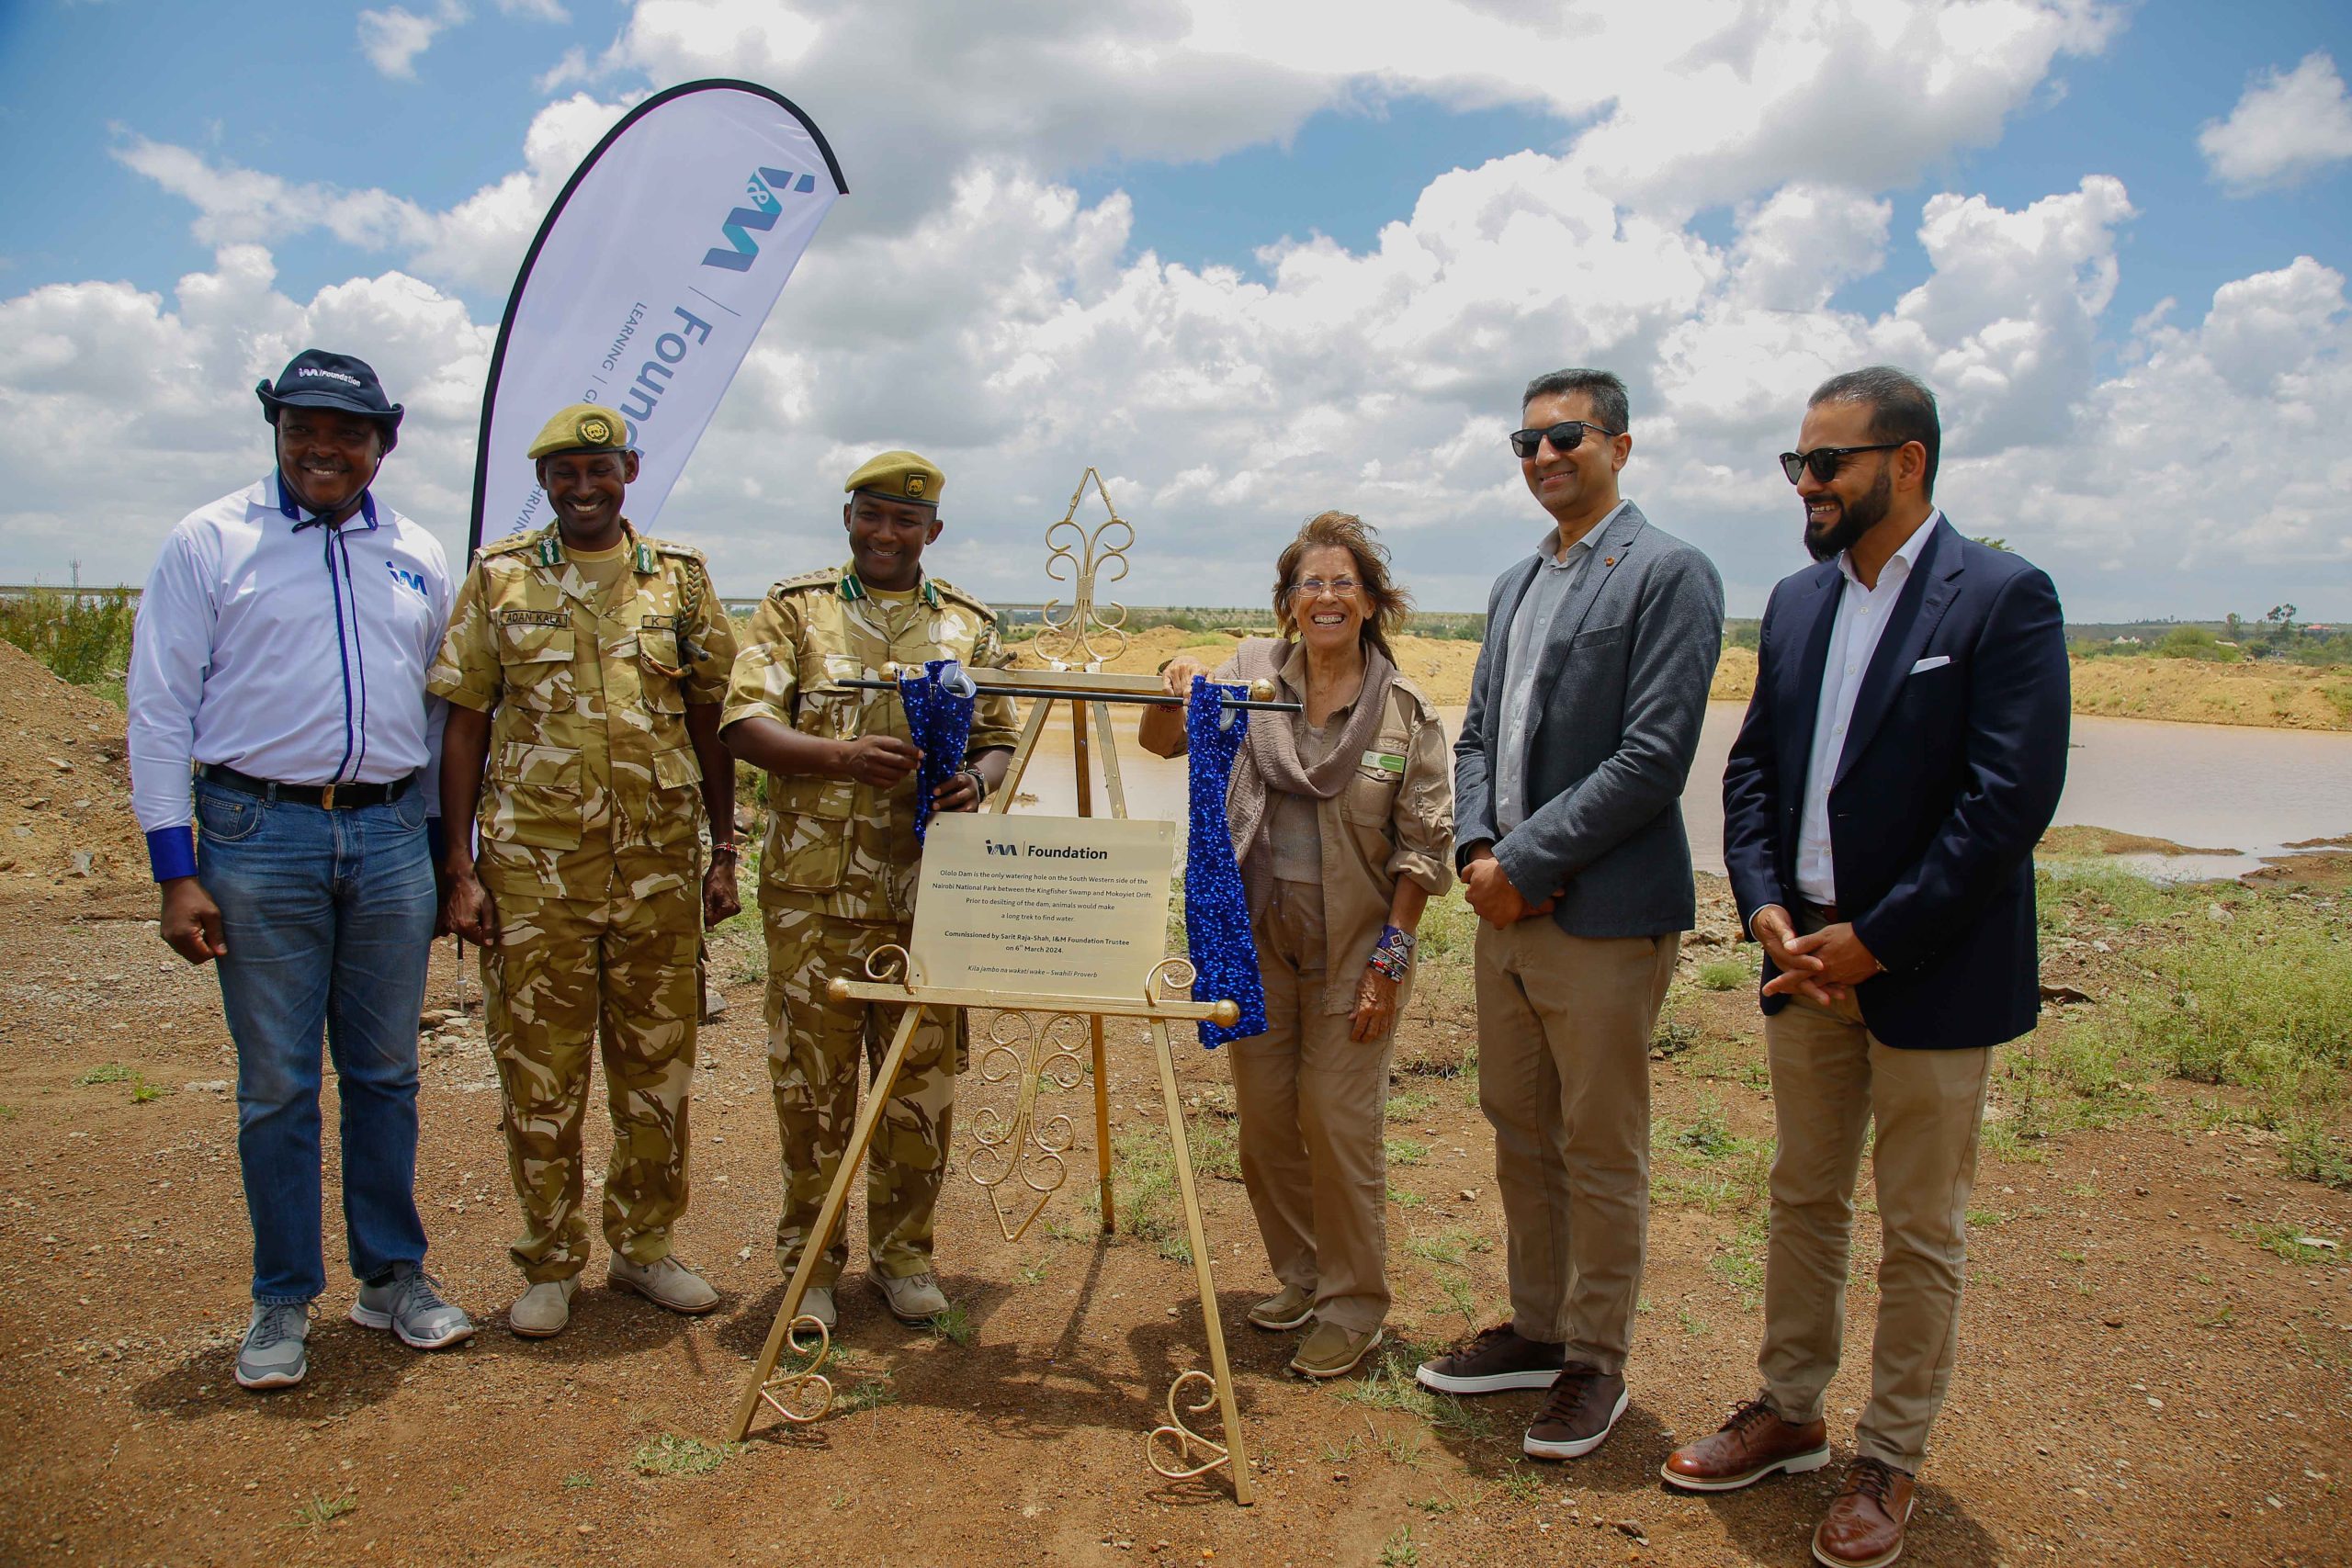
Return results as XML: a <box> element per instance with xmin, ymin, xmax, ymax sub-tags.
<box><xmin>871</xmin><ymin>1270</ymin><xmax>949</xmax><ymax>1323</ymax></box>
<box><xmin>609</xmin><ymin>1255</ymin><xmax>720</xmax><ymax>1315</ymax></box>
<box><xmin>509</xmin><ymin>1278</ymin><xmax>577</xmax><ymax>1338</ymax></box>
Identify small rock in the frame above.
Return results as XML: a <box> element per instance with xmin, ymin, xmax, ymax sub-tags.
<box><xmin>47</xmin><ymin>757</ymin><xmax>72</xmax><ymax>772</ymax></box>
<box><xmin>182</xmin><ymin>1080</ymin><xmax>231</xmax><ymax>1095</ymax></box>
<box><xmin>2293</xmin><ymin>1236</ymin><xmax>2337</xmax><ymax>1250</ymax></box>
<box><xmin>419</xmin><ymin>1010</ymin><xmax>454</xmax><ymax>1029</ymax></box>
<box><xmin>1459</xmin><ymin>1189</ymin><xmax>1479</xmax><ymax>1201</ymax></box>
<box><xmin>70</xmin><ymin>850</ymin><xmax>95</xmax><ymax>876</ymax></box>
<box><xmin>2101</xmin><ymin>1315</ymin><xmax>2124</xmax><ymax>1328</ymax></box>
<box><xmin>1611</xmin><ymin>1519</ymin><xmax>1646</xmax><ymax>1541</ymax></box>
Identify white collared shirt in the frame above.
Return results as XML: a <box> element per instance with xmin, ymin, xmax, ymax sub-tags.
<box><xmin>128</xmin><ymin>473</ymin><xmax>454</xmax><ymax>873</ymax></box>
<box><xmin>1793</xmin><ymin>510</ymin><xmax>1941</xmax><ymax>906</ymax></box>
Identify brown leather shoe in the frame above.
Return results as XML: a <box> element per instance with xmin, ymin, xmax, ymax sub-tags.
<box><xmin>1660</xmin><ymin>1393</ymin><xmax>1832</xmax><ymax>1492</ymax></box>
<box><xmin>1812</xmin><ymin>1457</ymin><xmax>1916</xmax><ymax>1568</ymax></box>
<box><xmin>1521</xmin><ymin>1362</ymin><xmax>1629</xmax><ymax>1460</ymax></box>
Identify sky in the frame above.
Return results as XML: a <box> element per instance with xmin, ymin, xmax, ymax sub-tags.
<box><xmin>1</xmin><ymin>0</ymin><xmax>2347</xmax><ymax>620</ymax></box>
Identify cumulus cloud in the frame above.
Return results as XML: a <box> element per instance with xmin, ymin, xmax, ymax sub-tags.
<box><xmin>357</xmin><ymin>1</ymin><xmax>469</xmax><ymax>79</ymax></box>
<box><xmin>2199</xmin><ymin>52</ymin><xmax>2352</xmax><ymax>193</ymax></box>
<box><xmin>17</xmin><ymin>0</ymin><xmax>2346</xmax><ymax>617</ymax></box>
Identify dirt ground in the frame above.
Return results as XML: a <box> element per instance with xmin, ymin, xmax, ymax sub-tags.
<box><xmin>2</xmin><ymin>637</ymin><xmax>2347</xmax><ymax>1567</ymax></box>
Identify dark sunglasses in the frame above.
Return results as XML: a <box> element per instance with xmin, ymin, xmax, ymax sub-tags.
<box><xmin>1779</xmin><ymin>444</ymin><xmax>1904</xmax><ymax>485</ymax></box>
<box><xmin>1509</xmin><ymin>421</ymin><xmax>1623</xmax><ymax>459</ymax></box>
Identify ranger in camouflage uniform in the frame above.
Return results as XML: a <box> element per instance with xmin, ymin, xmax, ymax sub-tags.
<box><xmin>720</xmin><ymin>450</ymin><xmax>1020</xmax><ymax>1329</ymax></box>
<box><xmin>431</xmin><ymin>403</ymin><xmax>741</xmax><ymax>1337</ymax></box>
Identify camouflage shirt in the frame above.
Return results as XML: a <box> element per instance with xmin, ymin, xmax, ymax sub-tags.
<box><xmin>722</xmin><ymin>563</ymin><xmax>1021</xmax><ymax>923</ymax></box>
<box><xmin>428</xmin><ymin>521</ymin><xmax>739</xmax><ymax>901</ymax></box>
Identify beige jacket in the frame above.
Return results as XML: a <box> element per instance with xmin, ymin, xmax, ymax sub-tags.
<box><xmin>1181</xmin><ymin>638</ymin><xmax>1454</xmax><ymax>1014</ymax></box>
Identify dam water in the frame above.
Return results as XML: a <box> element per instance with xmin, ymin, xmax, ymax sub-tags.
<box><xmin>1005</xmin><ymin>703</ymin><xmax>2352</xmax><ymax>880</ymax></box>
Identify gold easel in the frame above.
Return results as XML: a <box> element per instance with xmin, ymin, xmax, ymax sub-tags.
<box><xmin>725</xmin><ymin>470</ymin><xmax>1262</xmax><ymax>1502</ymax></box>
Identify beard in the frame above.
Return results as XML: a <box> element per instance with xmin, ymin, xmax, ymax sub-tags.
<box><xmin>1803</xmin><ymin>467</ymin><xmax>1891</xmax><ymax>561</ymax></box>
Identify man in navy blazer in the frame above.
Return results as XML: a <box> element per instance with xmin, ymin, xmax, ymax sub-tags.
<box><xmin>1664</xmin><ymin>367</ymin><xmax>2068</xmax><ymax>1568</ymax></box>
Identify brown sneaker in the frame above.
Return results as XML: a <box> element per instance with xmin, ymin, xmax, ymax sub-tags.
<box><xmin>1660</xmin><ymin>1393</ymin><xmax>1832</xmax><ymax>1492</ymax></box>
<box><xmin>1521</xmin><ymin>1362</ymin><xmax>1629</xmax><ymax>1461</ymax></box>
<box><xmin>1415</xmin><ymin>1325</ymin><xmax>1567</xmax><ymax>1394</ymax></box>
<box><xmin>1288</xmin><ymin>1320</ymin><xmax>1382</xmax><ymax>1379</ymax></box>
<box><xmin>1812</xmin><ymin>1457</ymin><xmax>1915</xmax><ymax>1568</ymax></box>
<box><xmin>1248</xmin><ymin>1283</ymin><xmax>1315</xmax><ymax>1331</ymax></box>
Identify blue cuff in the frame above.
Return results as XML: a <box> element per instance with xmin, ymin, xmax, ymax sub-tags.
<box><xmin>425</xmin><ymin>817</ymin><xmax>447</xmax><ymax>866</ymax></box>
<box><xmin>146</xmin><ymin>826</ymin><xmax>198</xmax><ymax>883</ymax></box>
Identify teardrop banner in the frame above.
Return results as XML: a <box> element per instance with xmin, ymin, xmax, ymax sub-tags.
<box><xmin>469</xmin><ymin>79</ymin><xmax>846</xmax><ymax>555</ymax></box>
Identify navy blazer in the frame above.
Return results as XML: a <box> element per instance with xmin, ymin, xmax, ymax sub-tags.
<box><xmin>1721</xmin><ymin>518</ymin><xmax>2070</xmax><ymax>1051</ymax></box>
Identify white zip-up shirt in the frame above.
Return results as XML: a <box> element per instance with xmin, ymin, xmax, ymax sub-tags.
<box><xmin>1794</xmin><ymin>510</ymin><xmax>1940</xmax><ymax>906</ymax></box>
<box><xmin>127</xmin><ymin>472</ymin><xmax>454</xmax><ymax>879</ymax></box>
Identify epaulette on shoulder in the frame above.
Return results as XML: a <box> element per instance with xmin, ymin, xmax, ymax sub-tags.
<box><xmin>476</xmin><ymin>532</ymin><xmax>538</xmax><ymax>560</ymax></box>
<box><xmin>643</xmin><ymin>536</ymin><xmax>707</xmax><ymax>564</ymax></box>
<box><xmin>768</xmin><ymin>567</ymin><xmax>838</xmax><ymax>598</ymax></box>
<box><xmin>1390</xmin><ymin>673</ymin><xmax>1440</xmax><ymax>720</ymax></box>
<box><xmin>929</xmin><ymin>577</ymin><xmax>996</xmax><ymax>619</ymax></box>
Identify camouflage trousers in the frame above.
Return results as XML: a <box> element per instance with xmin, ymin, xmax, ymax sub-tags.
<box><xmin>763</xmin><ymin>901</ymin><xmax>959</xmax><ymax>1287</ymax></box>
<box><xmin>481</xmin><ymin>881</ymin><xmax>700</xmax><ymax>1283</ymax></box>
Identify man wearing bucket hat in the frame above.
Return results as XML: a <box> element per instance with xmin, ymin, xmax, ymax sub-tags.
<box><xmin>127</xmin><ymin>349</ymin><xmax>478</xmax><ymax>1392</ymax></box>
<box><xmin>719</xmin><ymin>451</ymin><xmax>1021</xmax><ymax>1331</ymax></box>
<box><xmin>430</xmin><ymin>403</ymin><xmax>741</xmax><ymax>1338</ymax></box>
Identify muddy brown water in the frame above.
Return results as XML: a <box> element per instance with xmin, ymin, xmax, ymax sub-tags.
<box><xmin>1007</xmin><ymin>701</ymin><xmax>2352</xmax><ymax>876</ymax></box>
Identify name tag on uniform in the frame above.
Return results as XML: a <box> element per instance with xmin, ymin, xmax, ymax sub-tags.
<box><xmin>1362</xmin><ymin>750</ymin><xmax>1406</xmax><ymax>775</ymax></box>
<box><xmin>641</xmin><ymin>614</ymin><xmax>680</xmax><ymax>630</ymax></box>
<box><xmin>495</xmin><ymin>609</ymin><xmax>568</xmax><ymax>627</ymax></box>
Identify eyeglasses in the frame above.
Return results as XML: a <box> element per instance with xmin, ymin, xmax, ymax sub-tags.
<box><xmin>1779</xmin><ymin>444</ymin><xmax>1904</xmax><ymax>485</ymax></box>
<box><xmin>1509</xmin><ymin>421</ymin><xmax>1623</xmax><ymax>459</ymax></box>
<box><xmin>1287</xmin><ymin>576</ymin><xmax>1362</xmax><ymax>600</ymax></box>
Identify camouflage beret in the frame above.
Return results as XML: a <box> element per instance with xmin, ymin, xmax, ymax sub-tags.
<box><xmin>526</xmin><ymin>403</ymin><xmax>630</xmax><ymax>461</ymax></box>
<box><xmin>843</xmin><ymin>449</ymin><xmax>944</xmax><ymax>506</ymax></box>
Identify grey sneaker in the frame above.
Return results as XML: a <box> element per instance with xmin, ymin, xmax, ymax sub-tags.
<box><xmin>796</xmin><ymin>1286</ymin><xmax>837</xmax><ymax>1332</ymax></box>
<box><xmin>235</xmin><ymin>1302</ymin><xmax>311</xmax><ymax>1390</ymax></box>
<box><xmin>870</xmin><ymin>1270</ymin><xmax>949</xmax><ymax>1323</ymax></box>
<box><xmin>350</xmin><ymin>1265</ymin><xmax>477</xmax><ymax>1350</ymax></box>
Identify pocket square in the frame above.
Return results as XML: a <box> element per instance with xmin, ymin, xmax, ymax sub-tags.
<box><xmin>1909</xmin><ymin>654</ymin><xmax>1951</xmax><ymax>674</ymax></box>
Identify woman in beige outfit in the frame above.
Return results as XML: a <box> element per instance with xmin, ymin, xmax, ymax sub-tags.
<box><xmin>1142</xmin><ymin>512</ymin><xmax>1453</xmax><ymax>1379</ymax></box>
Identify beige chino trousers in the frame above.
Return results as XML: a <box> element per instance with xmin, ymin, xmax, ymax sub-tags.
<box><xmin>1475</xmin><ymin>915</ymin><xmax>1679</xmax><ymax>1374</ymax></box>
<box><xmin>1759</xmin><ymin>917</ymin><xmax>1994</xmax><ymax>1474</ymax></box>
<box><xmin>1228</xmin><ymin>879</ymin><xmax>1396</xmax><ymax>1335</ymax></box>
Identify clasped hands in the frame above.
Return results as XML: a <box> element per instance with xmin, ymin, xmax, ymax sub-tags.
<box><xmin>1461</xmin><ymin>845</ymin><xmax>1560</xmax><ymax>929</ymax></box>
<box><xmin>1751</xmin><ymin>905</ymin><xmax>1883</xmax><ymax>1006</ymax></box>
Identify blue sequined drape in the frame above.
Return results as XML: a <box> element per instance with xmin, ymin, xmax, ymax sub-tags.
<box><xmin>898</xmin><ymin>659</ymin><xmax>977</xmax><ymax>844</ymax></box>
<box><xmin>1183</xmin><ymin>677</ymin><xmax>1267</xmax><ymax>1048</ymax></box>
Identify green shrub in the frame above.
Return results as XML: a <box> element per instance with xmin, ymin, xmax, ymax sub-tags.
<box><xmin>0</xmin><ymin>588</ymin><xmax>138</xmax><ymax>701</ymax></box>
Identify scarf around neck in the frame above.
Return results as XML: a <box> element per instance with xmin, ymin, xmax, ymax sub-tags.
<box><xmin>1224</xmin><ymin>637</ymin><xmax>1397</xmax><ymax>901</ymax></box>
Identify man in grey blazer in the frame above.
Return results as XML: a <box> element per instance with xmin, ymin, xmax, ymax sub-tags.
<box><xmin>1416</xmin><ymin>368</ymin><xmax>1724</xmax><ymax>1465</ymax></box>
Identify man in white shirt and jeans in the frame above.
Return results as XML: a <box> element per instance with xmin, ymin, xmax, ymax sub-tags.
<box><xmin>128</xmin><ymin>350</ymin><xmax>477</xmax><ymax>1390</ymax></box>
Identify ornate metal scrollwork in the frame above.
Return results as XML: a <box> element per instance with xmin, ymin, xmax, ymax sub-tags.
<box><xmin>1145</xmin><ymin>1369</ymin><xmax>1231</xmax><ymax>1481</ymax></box>
<box><xmin>758</xmin><ymin>1315</ymin><xmax>836</xmax><ymax>1426</ymax></box>
<box><xmin>864</xmin><ymin>942</ymin><xmax>916</xmax><ymax>986</ymax></box>
<box><xmin>965</xmin><ymin>1010</ymin><xmax>1089</xmax><ymax>1241</ymax></box>
<box><xmin>1032</xmin><ymin>468</ymin><xmax>1135</xmax><ymax>671</ymax></box>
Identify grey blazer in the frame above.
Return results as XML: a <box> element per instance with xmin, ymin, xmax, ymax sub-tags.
<box><xmin>1453</xmin><ymin>502</ymin><xmax>1724</xmax><ymax>938</ymax></box>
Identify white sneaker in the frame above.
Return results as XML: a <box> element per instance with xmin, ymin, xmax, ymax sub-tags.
<box><xmin>509</xmin><ymin>1278</ymin><xmax>577</xmax><ymax>1338</ymax></box>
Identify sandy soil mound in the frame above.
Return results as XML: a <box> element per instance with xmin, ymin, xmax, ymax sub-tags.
<box><xmin>0</xmin><ymin>640</ymin><xmax>149</xmax><ymax>912</ymax></box>
<box><xmin>2073</xmin><ymin>655</ymin><xmax>2352</xmax><ymax>731</ymax></box>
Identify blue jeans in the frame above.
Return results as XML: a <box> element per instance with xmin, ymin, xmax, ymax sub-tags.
<box><xmin>196</xmin><ymin>778</ymin><xmax>435</xmax><ymax>1305</ymax></box>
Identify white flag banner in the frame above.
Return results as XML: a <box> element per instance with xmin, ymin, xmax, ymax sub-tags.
<box><xmin>469</xmin><ymin>79</ymin><xmax>845</xmax><ymax>554</ymax></box>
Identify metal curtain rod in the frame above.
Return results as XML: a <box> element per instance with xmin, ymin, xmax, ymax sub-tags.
<box><xmin>824</xmin><ymin>677</ymin><xmax>1301</xmax><ymax>713</ymax></box>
